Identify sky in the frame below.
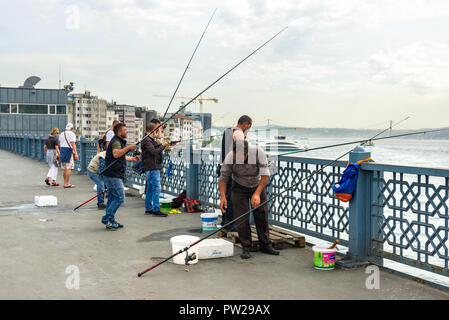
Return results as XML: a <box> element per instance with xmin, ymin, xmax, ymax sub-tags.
<box><xmin>1</xmin><ymin>0</ymin><xmax>449</xmax><ymax>129</ymax></box>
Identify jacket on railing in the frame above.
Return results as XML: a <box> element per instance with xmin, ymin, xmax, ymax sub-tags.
<box><xmin>141</xmin><ymin>135</ymin><xmax>166</xmax><ymax>172</ymax></box>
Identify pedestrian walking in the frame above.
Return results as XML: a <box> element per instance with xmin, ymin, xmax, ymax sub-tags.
<box><xmin>44</xmin><ymin>128</ymin><xmax>60</xmax><ymax>186</ymax></box>
<box><xmin>58</xmin><ymin>123</ymin><xmax>78</xmax><ymax>188</ymax></box>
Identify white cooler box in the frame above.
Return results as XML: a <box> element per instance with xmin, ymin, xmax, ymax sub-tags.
<box><xmin>198</xmin><ymin>239</ymin><xmax>234</xmax><ymax>260</ymax></box>
<box><xmin>34</xmin><ymin>196</ymin><xmax>58</xmax><ymax>207</ymax></box>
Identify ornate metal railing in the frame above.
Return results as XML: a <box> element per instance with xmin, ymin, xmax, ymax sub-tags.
<box><xmin>268</xmin><ymin>156</ymin><xmax>349</xmax><ymax>246</ymax></box>
<box><xmin>365</xmin><ymin>163</ymin><xmax>449</xmax><ymax>276</ymax></box>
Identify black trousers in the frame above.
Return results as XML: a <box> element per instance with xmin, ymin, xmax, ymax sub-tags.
<box><xmin>231</xmin><ymin>181</ymin><xmax>270</xmax><ymax>251</ymax></box>
<box><xmin>222</xmin><ymin>178</ymin><xmax>234</xmax><ymax>227</ymax></box>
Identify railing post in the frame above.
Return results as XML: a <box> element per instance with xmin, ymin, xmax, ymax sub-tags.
<box><xmin>79</xmin><ymin>137</ymin><xmax>87</xmax><ymax>173</ymax></box>
<box><xmin>186</xmin><ymin>142</ymin><xmax>199</xmax><ymax>200</ymax></box>
<box><xmin>338</xmin><ymin>146</ymin><xmax>372</xmax><ymax>267</ymax></box>
<box><xmin>39</xmin><ymin>135</ymin><xmax>45</xmax><ymax>161</ymax></box>
<box><xmin>23</xmin><ymin>134</ymin><xmax>28</xmax><ymax>157</ymax></box>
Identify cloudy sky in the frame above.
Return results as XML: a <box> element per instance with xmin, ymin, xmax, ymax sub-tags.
<box><xmin>1</xmin><ymin>0</ymin><xmax>449</xmax><ymax>129</ymax></box>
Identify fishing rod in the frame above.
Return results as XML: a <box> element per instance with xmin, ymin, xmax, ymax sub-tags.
<box><xmin>98</xmin><ymin>26</ymin><xmax>288</xmax><ymax>176</ymax></box>
<box><xmin>137</xmin><ymin>118</ymin><xmax>406</xmax><ymax>277</ymax></box>
<box><xmin>161</xmin><ymin>8</ymin><xmax>217</xmax><ymax>121</ymax></box>
<box><xmin>73</xmin><ymin>190</ymin><xmax>106</xmax><ymax>211</ymax></box>
<box><xmin>75</xmin><ymin>26</ymin><xmax>288</xmax><ymax>211</ymax></box>
<box><xmin>276</xmin><ymin>127</ymin><xmax>447</xmax><ymax>157</ymax></box>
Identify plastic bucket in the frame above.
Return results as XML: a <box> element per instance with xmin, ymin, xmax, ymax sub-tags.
<box><xmin>160</xmin><ymin>198</ymin><xmax>172</xmax><ymax>212</ymax></box>
<box><xmin>170</xmin><ymin>235</ymin><xmax>200</xmax><ymax>265</ymax></box>
<box><xmin>200</xmin><ymin>212</ymin><xmax>218</xmax><ymax>232</ymax></box>
<box><xmin>312</xmin><ymin>245</ymin><xmax>336</xmax><ymax>270</ymax></box>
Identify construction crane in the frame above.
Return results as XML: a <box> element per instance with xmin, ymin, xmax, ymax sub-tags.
<box><xmin>153</xmin><ymin>94</ymin><xmax>218</xmax><ymax>114</ymax></box>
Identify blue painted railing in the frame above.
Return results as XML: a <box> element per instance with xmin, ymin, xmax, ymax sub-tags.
<box><xmin>1</xmin><ymin>133</ymin><xmax>449</xmax><ymax>283</ymax></box>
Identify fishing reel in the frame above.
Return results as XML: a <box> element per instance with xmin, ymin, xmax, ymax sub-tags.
<box><xmin>133</xmin><ymin>148</ymin><xmax>141</xmax><ymax>157</ymax></box>
<box><xmin>184</xmin><ymin>251</ymin><xmax>197</xmax><ymax>265</ymax></box>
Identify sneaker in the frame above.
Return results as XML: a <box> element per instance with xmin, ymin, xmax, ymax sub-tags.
<box><xmin>98</xmin><ymin>203</ymin><xmax>106</xmax><ymax>209</ymax></box>
<box><xmin>101</xmin><ymin>218</ymin><xmax>109</xmax><ymax>225</ymax></box>
<box><xmin>240</xmin><ymin>250</ymin><xmax>251</xmax><ymax>259</ymax></box>
<box><xmin>151</xmin><ymin>211</ymin><xmax>168</xmax><ymax>217</ymax></box>
<box><xmin>105</xmin><ymin>221</ymin><xmax>119</xmax><ymax>230</ymax></box>
<box><xmin>44</xmin><ymin>178</ymin><xmax>50</xmax><ymax>186</ymax></box>
<box><xmin>260</xmin><ymin>245</ymin><xmax>280</xmax><ymax>255</ymax></box>
<box><xmin>144</xmin><ymin>210</ymin><xmax>153</xmax><ymax>215</ymax></box>
<box><xmin>113</xmin><ymin>220</ymin><xmax>123</xmax><ymax>228</ymax></box>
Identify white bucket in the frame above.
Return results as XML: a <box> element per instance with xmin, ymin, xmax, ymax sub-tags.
<box><xmin>170</xmin><ymin>235</ymin><xmax>200</xmax><ymax>265</ymax></box>
<box><xmin>200</xmin><ymin>212</ymin><xmax>219</xmax><ymax>232</ymax></box>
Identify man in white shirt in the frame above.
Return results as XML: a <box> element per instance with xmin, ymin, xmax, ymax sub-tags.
<box><xmin>59</xmin><ymin>123</ymin><xmax>79</xmax><ymax>188</ymax></box>
<box><xmin>106</xmin><ymin>120</ymin><xmax>119</xmax><ymax>147</ymax></box>
<box><xmin>97</xmin><ymin>120</ymin><xmax>119</xmax><ymax>153</ymax></box>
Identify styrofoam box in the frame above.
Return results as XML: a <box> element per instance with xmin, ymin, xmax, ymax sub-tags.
<box><xmin>198</xmin><ymin>239</ymin><xmax>234</xmax><ymax>260</ymax></box>
<box><xmin>34</xmin><ymin>196</ymin><xmax>58</xmax><ymax>207</ymax></box>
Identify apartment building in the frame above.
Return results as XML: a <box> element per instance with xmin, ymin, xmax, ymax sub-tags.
<box><xmin>67</xmin><ymin>91</ymin><xmax>112</xmax><ymax>139</ymax></box>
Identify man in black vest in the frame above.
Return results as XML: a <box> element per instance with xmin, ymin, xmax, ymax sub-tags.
<box><xmin>219</xmin><ymin>115</ymin><xmax>252</xmax><ymax>231</ymax></box>
<box><xmin>101</xmin><ymin>123</ymin><xmax>140</xmax><ymax>230</ymax></box>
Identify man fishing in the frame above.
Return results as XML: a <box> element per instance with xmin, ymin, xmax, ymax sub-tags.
<box><xmin>101</xmin><ymin>122</ymin><xmax>140</xmax><ymax>230</ymax></box>
<box><xmin>218</xmin><ymin>139</ymin><xmax>279</xmax><ymax>259</ymax></box>
<box><xmin>141</xmin><ymin>121</ymin><xmax>175</xmax><ymax>217</ymax></box>
<box><xmin>219</xmin><ymin>115</ymin><xmax>253</xmax><ymax>231</ymax></box>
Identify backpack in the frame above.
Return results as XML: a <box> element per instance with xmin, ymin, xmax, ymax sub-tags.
<box><xmin>98</xmin><ymin>129</ymin><xmax>110</xmax><ymax>152</ymax></box>
<box><xmin>171</xmin><ymin>190</ymin><xmax>187</xmax><ymax>209</ymax></box>
<box><xmin>332</xmin><ymin>157</ymin><xmax>371</xmax><ymax>202</ymax></box>
<box><xmin>183</xmin><ymin>198</ymin><xmax>202</xmax><ymax>213</ymax></box>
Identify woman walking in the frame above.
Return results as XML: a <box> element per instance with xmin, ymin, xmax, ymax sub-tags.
<box><xmin>44</xmin><ymin>128</ymin><xmax>61</xmax><ymax>186</ymax></box>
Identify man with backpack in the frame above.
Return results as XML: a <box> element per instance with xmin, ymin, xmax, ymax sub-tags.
<box><xmin>98</xmin><ymin>120</ymin><xmax>119</xmax><ymax>153</ymax></box>
<box><xmin>218</xmin><ymin>115</ymin><xmax>253</xmax><ymax>231</ymax></box>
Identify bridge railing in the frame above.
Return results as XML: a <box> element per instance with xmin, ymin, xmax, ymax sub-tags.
<box><xmin>1</xmin><ymin>134</ymin><xmax>448</xmax><ymax>283</ymax></box>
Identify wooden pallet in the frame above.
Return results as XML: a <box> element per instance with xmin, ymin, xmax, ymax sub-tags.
<box><xmin>219</xmin><ymin>225</ymin><xmax>306</xmax><ymax>250</ymax></box>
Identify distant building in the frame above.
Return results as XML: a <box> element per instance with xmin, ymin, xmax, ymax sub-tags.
<box><xmin>140</xmin><ymin>108</ymin><xmax>160</xmax><ymax>128</ymax></box>
<box><xmin>185</xmin><ymin>112</ymin><xmax>212</xmax><ymax>133</ymax></box>
<box><xmin>165</xmin><ymin>114</ymin><xmax>202</xmax><ymax>141</ymax></box>
<box><xmin>107</xmin><ymin>103</ymin><xmax>143</xmax><ymax>143</ymax></box>
<box><xmin>0</xmin><ymin>78</ymin><xmax>69</xmax><ymax>136</ymax></box>
<box><xmin>67</xmin><ymin>91</ymin><xmax>110</xmax><ymax>140</ymax></box>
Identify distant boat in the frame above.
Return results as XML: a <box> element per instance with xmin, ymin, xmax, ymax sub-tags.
<box><xmin>251</xmin><ymin>135</ymin><xmax>308</xmax><ymax>154</ymax></box>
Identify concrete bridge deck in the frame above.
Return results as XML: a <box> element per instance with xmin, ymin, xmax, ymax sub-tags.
<box><xmin>0</xmin><ymin>149</ymin><xmax>448</xmax><ymax>300</ymax></box>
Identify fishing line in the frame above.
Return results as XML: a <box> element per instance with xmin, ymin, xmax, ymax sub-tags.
<box><xmin>161</xmin><ymin>9</ymin><xmax>217</xmax><ymax>121</ymax></box>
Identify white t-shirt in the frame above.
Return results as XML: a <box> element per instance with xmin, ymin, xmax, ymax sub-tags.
<box><xmin>59</xmin><ymin>130</ymin><xmax>76</xmax><ymax>148</ymax></box>
<box><xmin>106</xmin><ymin>129</ymin><xmax>115</xmax><ymax>142</ymax></box>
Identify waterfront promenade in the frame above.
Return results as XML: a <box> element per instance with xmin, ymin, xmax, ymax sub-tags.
<box><xmin>1</xmin><ymin>149</ymin><xmax>448</xmax><ymax>300</ymax></box>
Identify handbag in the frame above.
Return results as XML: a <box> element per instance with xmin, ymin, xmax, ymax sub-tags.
<box><xmin>60</xmin><ymin>131</ymin><xmax>73</xmax><ymax>163</ymax></box>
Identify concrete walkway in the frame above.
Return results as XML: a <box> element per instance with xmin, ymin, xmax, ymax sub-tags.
<box><xmin>0</xmin><ymin>149</ymin><xmax>448</xmax><ymax>300</ymax></box>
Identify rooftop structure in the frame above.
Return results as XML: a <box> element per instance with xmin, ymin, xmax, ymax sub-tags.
<box><xmin>0</xmin><ymin>78</ymin><xmax>69</xmax><ymax>136</ymax></box>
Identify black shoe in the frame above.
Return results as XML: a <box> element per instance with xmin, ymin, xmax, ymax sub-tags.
<box><xmin>144</xmin><ymin>210</ymin><xmax>153</xmax><ymax>215</ymax></box>
<box><xmin>240</xmin><ymin>250</ymin><xmax>251</xmax><ymax>259</ymax></box>
<box><xmin>105</xmin><ymin>221</ymin><xmax>119</xmax><ymax>230</ymax></box>
<box><xmin>260</xmin><ymin>245</ymin><xmax>280</xmax><ymax>255</ymax></box>
<box><xmin>97</xmin><ymin>204</ymin><xmax>106</xmax><ymax>209</ymax></box>
<box><xmin>152</xmin><ymin>211</ymin><xmax>168</xmax><ymax>217</ymax></box>
<box><xmin>113</xmin><ymin>220</ymin><xmax>123</xmax><ymax>228</ymax></box>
